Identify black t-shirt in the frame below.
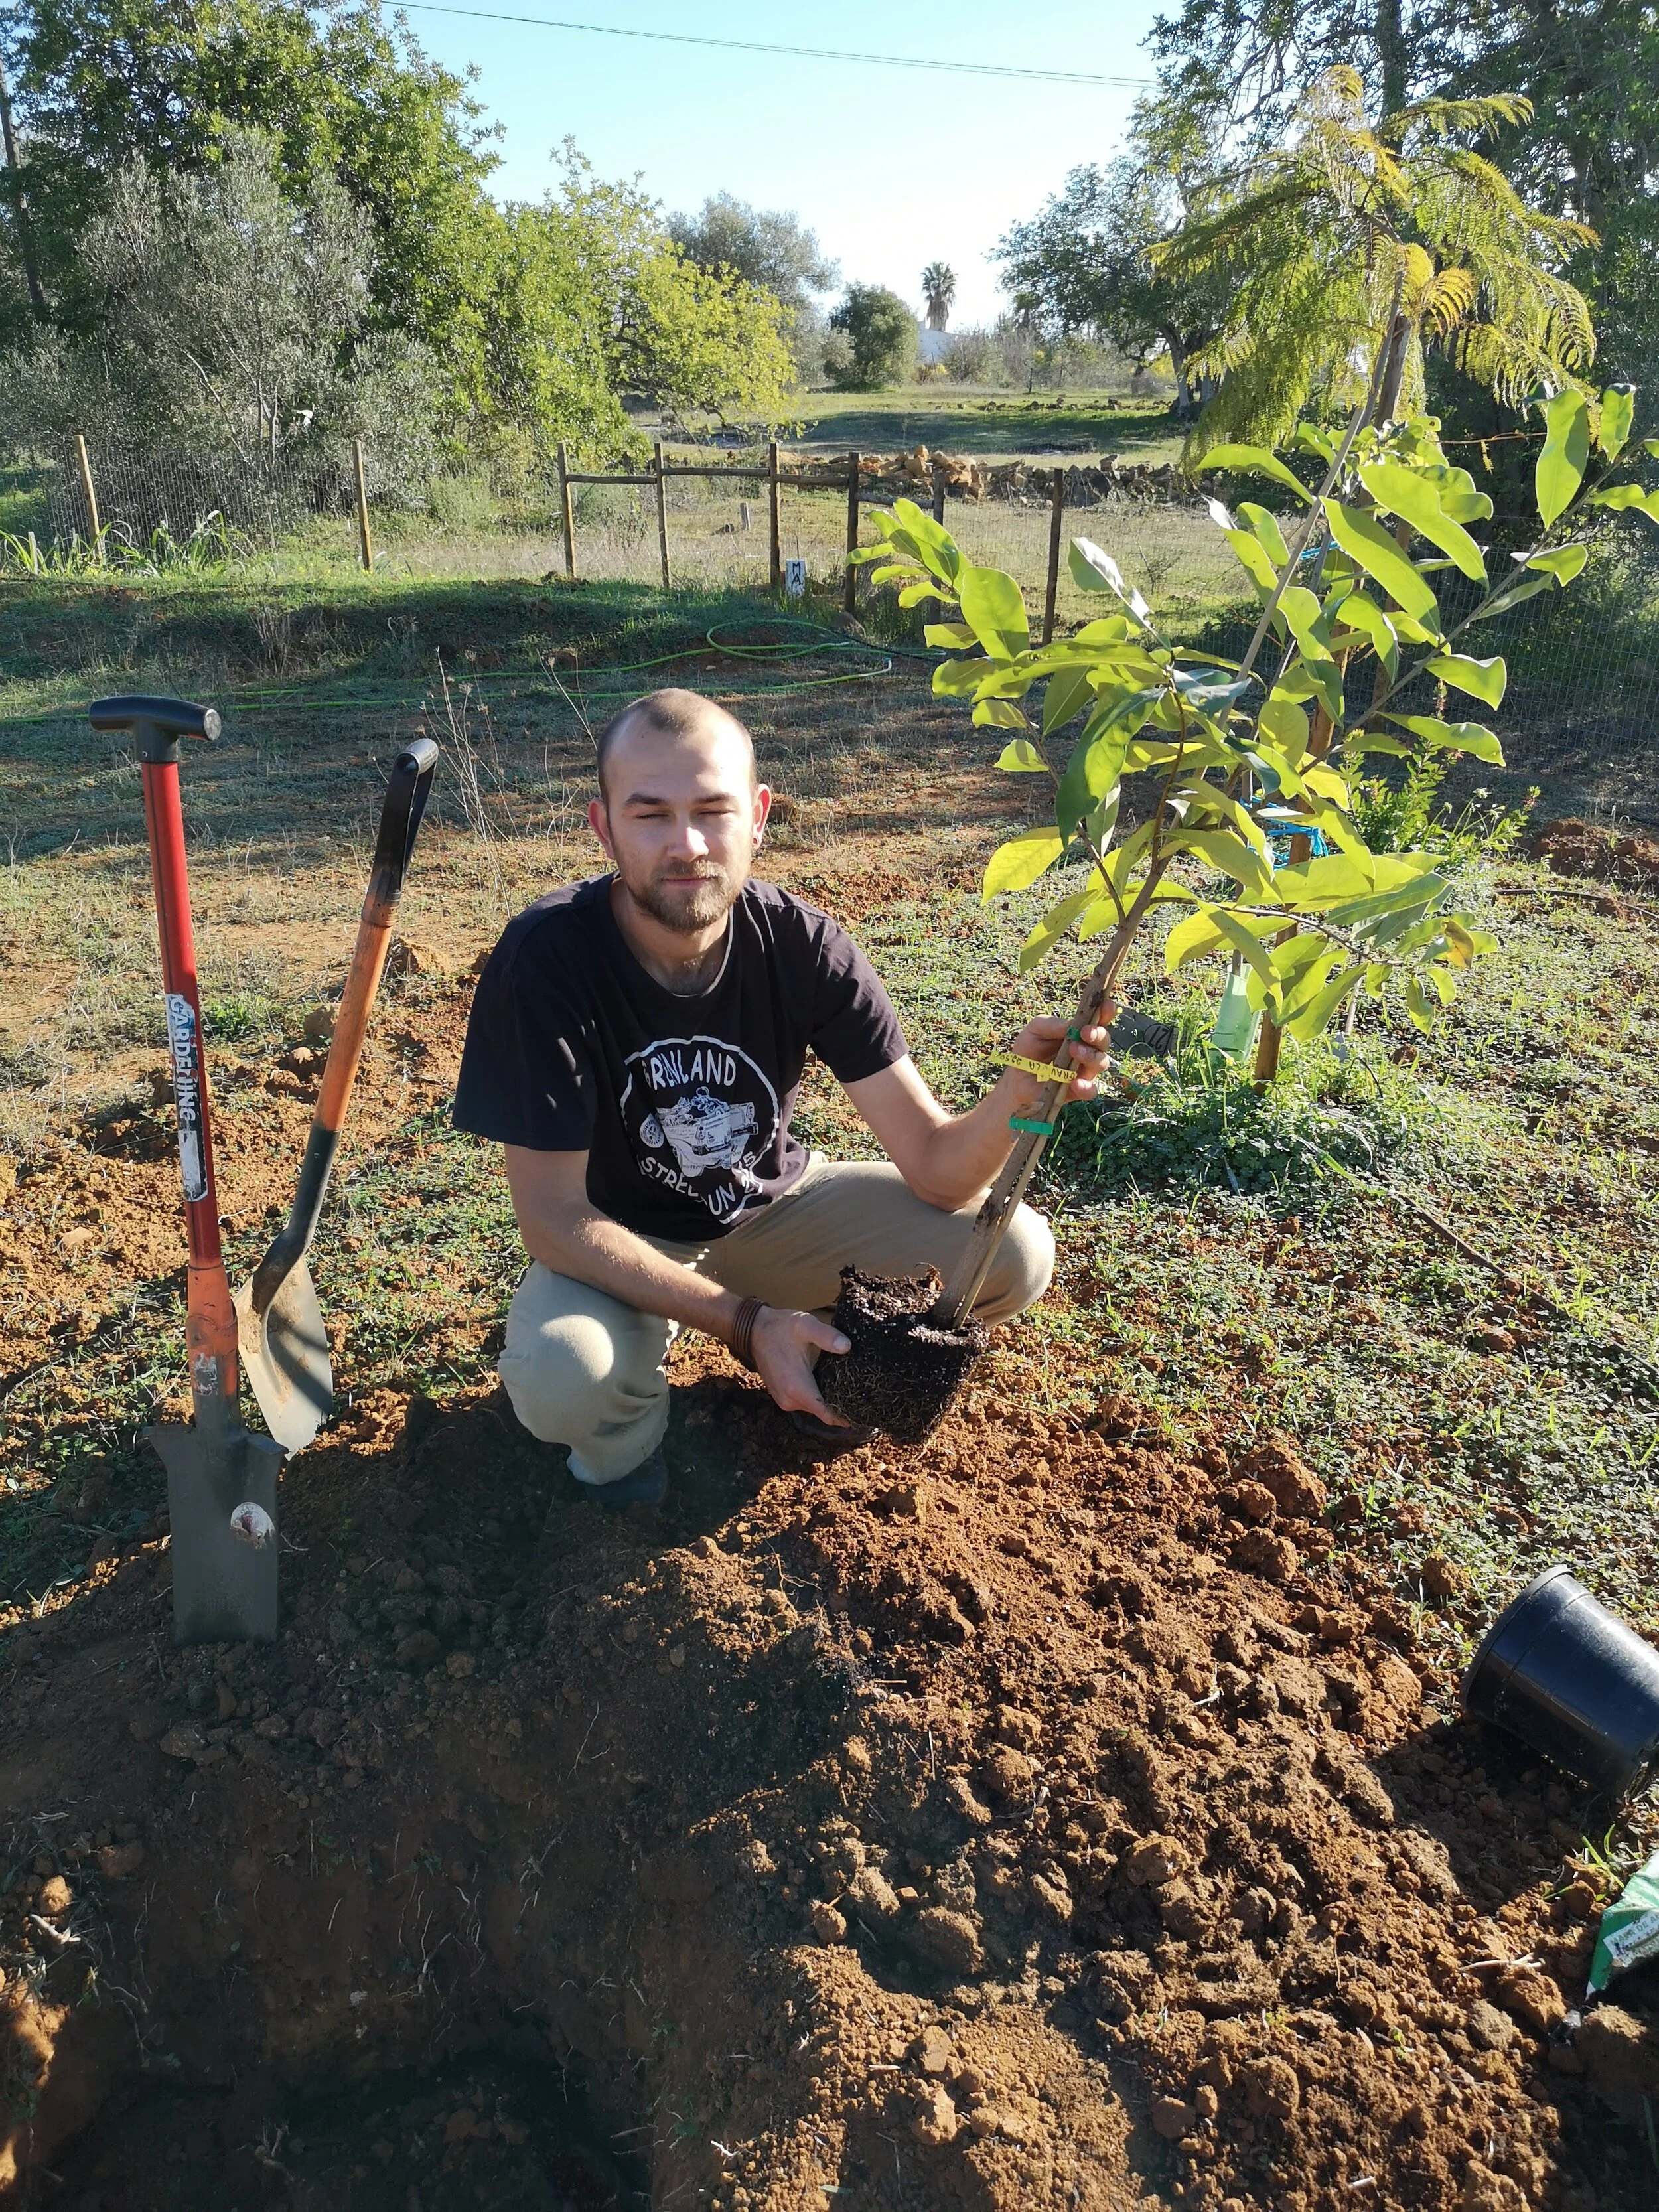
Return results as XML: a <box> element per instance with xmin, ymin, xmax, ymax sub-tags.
<box><xmin>453</xmin><ymin>876</ymin><xmax>908</xmax><ymax>1240</ymax></box>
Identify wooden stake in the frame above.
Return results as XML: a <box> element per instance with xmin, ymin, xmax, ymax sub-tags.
<box><xmin>931</xmin><ymin>458</ymin><xmax>946</xmax><ymax>525</ymax></box>
<box><xmin>1042</xmin><ymin>465</ymin><xmax>1065</xmax><ymax>645</ymax></box>
<box><xmin>352</xmin><ymin>438</ymin><xmax>373</xmax><ymax>573</ymax></box>
<box><xmin>843</xmin><ymin>451</ymin><xmax>859</xmax><ymax>616</ymax></box>
<box><xmin>557</xmin><ymin>440</ymin><xmax>576</xmax><ymax>580</ymax></box>
<box><xmin>768</xmin><ymin>440</ymin><xmax>782</xmax><ymax>593</ymax></box>
<box><xmin>75</xmin><ymin>433</ymin><xmax>100</xmax><ymax>557</ymax></box>
<box><xmin>654</xmin><ymin>441</ymin><xmax>671</xmax><ymax>591</ymax></box>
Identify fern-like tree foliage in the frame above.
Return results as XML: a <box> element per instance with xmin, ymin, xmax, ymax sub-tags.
<box><xmin>1157</xmin><ymin>66</ymin><xmax>1597</xmax><ymax>459</ymax></box>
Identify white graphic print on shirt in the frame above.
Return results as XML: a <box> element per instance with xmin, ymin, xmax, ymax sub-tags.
<box><xmin>618</xmin><ymin>1035</ymin><xmax>782</xmax><ymax>1223</ymax></box>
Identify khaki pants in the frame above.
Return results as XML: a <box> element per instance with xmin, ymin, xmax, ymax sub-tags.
<box><xmin>498</xmin><ymin>1154</ymin><xmax>1054</xmax><ymax>1485</ymax></box>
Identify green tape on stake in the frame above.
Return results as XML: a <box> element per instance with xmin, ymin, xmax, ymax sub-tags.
<box><xmin>1009</xmin><ymin>1115</ymin><xmax>1056</xmax><ymax>1136</ymax></box>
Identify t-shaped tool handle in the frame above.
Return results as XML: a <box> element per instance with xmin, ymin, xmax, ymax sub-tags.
<box><xmin>89</xmin><ymin>693</ymin><xmax>222</xmax><ymax>763</ymax></box>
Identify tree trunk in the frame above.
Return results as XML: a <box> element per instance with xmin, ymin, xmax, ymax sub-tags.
<box><xmin>1375</xmin><ymin>0</ymin><xmax>1409</xmax><ymax>115</ymax></box>
<box><xmin>0</xmin><ymin>56</ymin><xmax>47</xmax><ymax>318</ymax></box>
<box><xmin>1163</xmin><ymin>329</ymin><xmax>1193</xmax><ymax>419</ymax></box>
<box><xmin>1374</xmin><ymin>308</ymin><xmax>1414</xmax><ymax>427</ymax></box>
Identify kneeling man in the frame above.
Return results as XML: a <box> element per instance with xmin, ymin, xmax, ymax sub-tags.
<box><xmin>453</xmin><ymin>688</ymin><xmax>1107</xmax><ymax>1504</ymax></box>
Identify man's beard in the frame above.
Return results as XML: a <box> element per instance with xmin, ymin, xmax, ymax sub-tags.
<box><xmin>624</xmin><ymin>854</ymin><xmax>747</xmax><ymax>933</ymax></box>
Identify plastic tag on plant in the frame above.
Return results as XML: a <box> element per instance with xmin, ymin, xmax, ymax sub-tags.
<box><xmin>1587</xmin><ymin>1848</ymin><xmax>1659</xmax><ymax>1996</ymax></box>
<box><xmin>1210</xmin><ymin>958</ymin><xmax>1260</xmax><ymax>1065</ymax></box>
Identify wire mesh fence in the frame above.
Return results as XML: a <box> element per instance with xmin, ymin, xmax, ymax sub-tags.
<box><xmin>19</xmin><ymin>432</ymin><xmax>1659</xmax><ymax>801</ymax></box>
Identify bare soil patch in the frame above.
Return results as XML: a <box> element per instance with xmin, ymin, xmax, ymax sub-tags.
<box><xmin>5</xmin><ymin>1278</ymin><xmax>1653</xmax><ymax>2206</ymax></box>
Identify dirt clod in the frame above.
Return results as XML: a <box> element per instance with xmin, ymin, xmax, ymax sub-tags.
<box><xmin>818</xmin><ymin>1268</ymin><xmax>985</xmax><ymax>1442</ymax></box>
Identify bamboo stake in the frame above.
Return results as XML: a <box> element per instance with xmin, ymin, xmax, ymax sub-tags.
<box><xmin>76</xmin><ymin>433</ymin><xmax>100</xmax><ymax>558</ymax></box>
<box><xmin>768</xmin><ymin>440</ymin><xmax>782</xmax><ymax>593</ymax></box>
<box><xmin>654</xmin><ymin>441</ymin><xmax>671</xmax><ymax>591</ymax></box>
<box><xmin>352</xmin><ymin>438</ymin><xmax>374</xmax><ymax>573</ymax></box>
<box><xmin>843</xmin><ymin>451</ymin><xmax>861</xmax><ymax>616</ymax></box>
<box><xmin>1041</xmin><ymin>465</ymin><xmax>1065</xmax><ymax>645</ymax></box>
<box><xmin>557</xmin><ymin>441</ymin><xmax>576</xmax><ymax>580</ymax></box>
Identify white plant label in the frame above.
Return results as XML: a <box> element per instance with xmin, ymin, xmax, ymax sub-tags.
<box><xmin>784</xmin><ymin>558</ymin><xmax>807</xmax><ymax>601</ymax></box>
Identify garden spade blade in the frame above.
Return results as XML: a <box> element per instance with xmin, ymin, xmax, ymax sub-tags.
<box><xmin>147</xmin><ymin>1403</ymin><xmax>283</xmax><ymax>1644</ymax></box>
<box><xmin>236</xmin><ymin>740</ymin><xmax>437</xmax><ymax>1453</ymax></box>
<box><xmin>90</xmin><ymin>691</ymin><xmax>284</xmax><ymax>1643</ymax></box>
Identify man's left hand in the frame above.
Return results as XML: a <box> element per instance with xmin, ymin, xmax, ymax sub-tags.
<box><xmin>1004</xmin><ymin>1012</ymin><xmax>1114</xmax><ymax>1110</ymax></box>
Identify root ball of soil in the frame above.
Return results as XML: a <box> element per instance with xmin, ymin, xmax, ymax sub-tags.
<box><xmin>818</xmin><ymin>1268</ymin><xmax>985</xmax><ymax>1445</ymax></box>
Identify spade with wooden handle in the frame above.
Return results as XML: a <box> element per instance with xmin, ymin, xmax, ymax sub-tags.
<box><xmin>92</xmin><ymin>692</ymin><xmax>285</xmax><ymax>1645</ymax></box>
<box><xmin>234</xmin><ymin>740</ymin><xmax>437</xmax><ymax>1453</ymax></box>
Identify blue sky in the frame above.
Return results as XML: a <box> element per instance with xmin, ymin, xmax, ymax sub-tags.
<box><xmin>397</xmin><ymin>0</ymin><xmax>1163</xmax><ymax>326</ymax></box>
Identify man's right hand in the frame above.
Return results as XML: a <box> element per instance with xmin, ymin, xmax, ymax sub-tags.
<box><xmin>749</xmin><ymin>1306</ymin><xmax>852</xmax><ymax>1426</ymax></box>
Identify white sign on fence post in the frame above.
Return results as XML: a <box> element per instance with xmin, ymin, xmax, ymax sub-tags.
<box><xmin>783</xmin><ymin>557</ymin><xmax>807</xmax><ymax>601</ymax></box>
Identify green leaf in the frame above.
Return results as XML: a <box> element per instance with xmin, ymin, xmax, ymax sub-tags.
<box><xmin>1356</xmin><ymin>461</ymin><xmax>1487</xmax><ymax>583</ymax></box>
<box><xmin>1068</xmin><ymin>537</ymin><xmax>1151</xmax><ymax>622</ymax></box>
<box><xmin>1342</xmin><ymin>729</ymin><xmax>1412</xmax><ymax>759</ymax></box>
<box><xmin>996</xmin><ymin>739</ymin><xmax>1047</xmax><ymax>772</ymax></box>
<box><xmin>1056</xmin><ymin>727</ymin><xmax>1131</xmax><ymax>842</ymax></box>
<box><xmin>1238</xmin><ymin>502</ymin><xmax>1291</xmax><ymax>565</ymax></box>
<box><xmin>1598</xmin><ymin>386</ymin><xmax>1636</xmax><ymax>460</ymax></box>
<box><xmin>1528</xmin><ymin>544</ymin><xmax>1589</xmax><ymax>581</ymax></box>
<box><xmin>1283</xmin><ymin>962</ymin><xmax>1366</xmax><ymax>1041</ymax></box>
<box><xmin>958</xmin><ymin>565</ymin><xmax>1029</xmax><ymax>661</ymax></box>
<box><xmin>1174</xmin><ymin>829</ymin><xmax>1275</xmax><ymax>897</ymax></box>
<box><xmin>981</xmin><ymin>827</ymin><xmax>1064</xmax><ymax>899</ymax></box>
<box><xmin>896</xmin><ymin>581</ymin><xmax>938</xmax><ymax>607</ymax></box>
<box><xmin>1194</xmin><ymin>444</ymin><xmax>1313</xmax><ymax>504</ymax></box>
<box><xmin>1385</xmin><ymin>714</ymin><xmax>1505</xmax><ymax>764</ymax></box>
<box><xmin>1329</xmin><ymin>589</ymin><xmax>1398</xmax><ymax>676</ymax></box>
<box><xmin>932</xmin><ymin>656</ymin><xmax>988</xmax><ymax>698</ymax></box>
<box><xmin>1017</xmin><ymin>883</ymin><xmax>1099</xmax><ymax>973</ymax></box>
<box><xmin>924</xmin><ymin>622</ymin><xmax>975</xmax><ymax>648</ymax></box>
<box><xmin>1324</xmin><ymin>500</ymin><xmax>1440</xmax><ymax>625</ymax></box>
<box><xmin>1269</xmin><ymin>852</ymin><xmax>1378</xmax><ymax>910</ymax></box>
<box><xmin>1536</xmin><ymin>388</ymin><xmax>1591</xmax><ymax>528</ymax></box>
<box><xmin>1588</xmin><ymin>484</ymin><xmax>1659</xmax><ymax>524</ymax></box>
<box><xmin>972</xmin><ymin>699</ymin><xmax>1029</xmax><ymax>729</ymax></box>
<box><xmin>1404</xmin><ymin>974</ymin><xmax>1435</xmax><ymax>1032</ymax></box>
<box><xmin>1260</xmin><ymin>692</ymin><xmax>1309</xmax><ymax>764</ymax></box>
<box><xmin>1042</xmin><ymin>663</ymin><xmax>1094</xmax><ymax>737</ymax></box>
<box><xmin>883</xmin><ymin>498</ymin><xmax>963</xmax><ymax>586</ymax></box>
<box><xmin>1424</xmin><ymin>653</ymin><xmax>1506</xmax><ymax>707</ymax></box>
<box><xmin>1208</xmin><ymin>909</ymin><xmax>1284</xmax><ymax>1013</ymax></box>
<box><xmin>1219</xmin><ymin>525</ymin><xmax>1279</xmax><ymax>595</ymax></box>
<box><xmin>1165</xmin><ymin>908</ymin><xmax>1230</xmax><ymax>969</ymax></box>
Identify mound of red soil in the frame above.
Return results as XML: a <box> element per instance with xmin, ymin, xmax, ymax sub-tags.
<box><xmin>6</xmin><ymin>1372</ymin><xmax>1654</xmax><ymax>2208</ymax></box>
<box><xmin>1532</xmin><ymin>818</ymin><xmax>1659</xmax><ymax>892</ymax></box>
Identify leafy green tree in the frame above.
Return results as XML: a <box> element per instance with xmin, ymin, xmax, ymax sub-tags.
<box><xmin>467</xmin><ymin>155</ymin><xmax>795</xmax><ymax>463</ymax></box>
<box><xmin>666</xmin><ymin>193</ymin><xmax>837</xmax><ymax>315</ymax></box>
<box><xmin>0</xmin><ymin>0</ymin><xmax>499</xmax><ymax>366</ymax></box>
<box><xmin>827</xmin><ymin>283</ymin><xmax>918</xmax><ymax>389</ymax></box>
<box><xmin>996</xmin><ymin>100</ymin><xmax>1234</xmax><ymax>416</ymax></box>
<box><xmin>1156</xmin><ymin>69</ymin><xmax>1596</xmax><ymax>455</ymax></box>
<box><xmin>0</xmin><ymin>129</ymin><xmax>438</xmax><ymax>480</ymax></box>
<box><xmin>1148</xmin><ymin>0</ymin><xmax>1659</xmax><ymax>384</ymax></box>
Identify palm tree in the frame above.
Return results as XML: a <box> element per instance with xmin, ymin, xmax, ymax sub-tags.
<box><xmin>921</xmin><ymin>261</ymin><xmax>957</xmax><ymax>332</ymax></box>
<box><xmin>1153</xmin><ymin>67</ymin><xmax>1597</xmax><ymax>456</ymax></box>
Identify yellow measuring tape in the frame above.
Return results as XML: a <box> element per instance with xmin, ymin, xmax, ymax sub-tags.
<box><xmin>989</xmin><ymin>1050</ymin><xmax>1073</xmax><ymax>1081</ymax></box>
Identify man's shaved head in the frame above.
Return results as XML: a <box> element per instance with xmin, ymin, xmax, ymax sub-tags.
<box><xmin>595</xmin><ymin>688</ymin><xmax>757</xmax><ymax>802</ymax></box>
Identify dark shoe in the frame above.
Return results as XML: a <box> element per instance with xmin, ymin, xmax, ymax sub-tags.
<box><xmin>583</xmin><ymin>1445</ymin><xmax>668</xmax><ymax>1509</ymax></box>
<box><xmin>786</xmin><ymin>1408</ymin><xmax>874</xmax><ymax>1456</ymax></box>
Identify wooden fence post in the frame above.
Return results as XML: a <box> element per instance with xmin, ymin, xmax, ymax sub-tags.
<box><xmin>654</xmin><ymin>441</ymin><xmax>672</xmax><ymax>591</ymax></box>
<box><xmin>1041</xmin><ymin>465</ymin><xmax>1065</xmax><ymax>645</ymax></box>
<box><xmin>352</xmin><ymin>438</ymin><xmax>374</xmax><ymax>573</ymax></box>
<box><xmin>843</xmin><ymin>451</ymin><xmax>860</xmax><ymax>617</ymax></box>
<box><xmin>931</xmin><ymin>458</ymin><xmax>946</xmax><ymax>526</ymax></box>
<box><xmin>557</xmin><ymin>441</ymin><xmax>576</xmax><ymax>580</ymax></box>
<box><xmin>75</xmin><ymin>433</ymin><xmax>101</xmax><ymax>558</ymax></box>
<box><xmin>768</xmin><ymin>440</ymin><xmax>782</xmax><ymax>593</ymax></box>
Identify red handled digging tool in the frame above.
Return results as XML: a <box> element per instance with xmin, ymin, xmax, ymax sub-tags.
<box><xmin>92</xmin><ymin>694</ymin><xmax>283</xmax><ymax>1645</ymax></box>
<box><xmin>234</xmin><ymin>739</ymin><xmax>437</xmax><ymax>1451</ymax></box>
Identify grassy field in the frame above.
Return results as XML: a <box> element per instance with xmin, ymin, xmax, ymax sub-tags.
<box><xmin>2</xmin><ymin>563</ymin><xmax>1658</xmax><ymax>1678</ymax></box>
<box><xmin>788</xmin><ymin>387</ymin><xmax>1183</xmax><ymax>463</ymax></box>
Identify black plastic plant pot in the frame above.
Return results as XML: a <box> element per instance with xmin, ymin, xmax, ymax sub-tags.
<box><xmin>1461</xmin><ymin>1564</ymin><xmax>1659</xmax><ymax>1800</ymax></box>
